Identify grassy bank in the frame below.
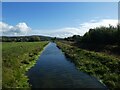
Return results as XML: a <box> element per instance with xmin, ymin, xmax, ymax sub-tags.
<box><xmin>57</xmin><ymin>42</ymin><xmax>120</xmax><ymax>89</ymax></box>
<box><xmin>2</xmin><ymin>41</ymin><xmax>49</xmax><ymax>88</ymax></box>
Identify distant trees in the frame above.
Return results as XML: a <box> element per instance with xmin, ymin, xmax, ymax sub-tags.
<box><xmin>81</xmin><ymin>25</ymin><xmax>119</xmax><ymax>45</ymax></box>
<box><xmin>64</xmin><ymin>35</ymin><xmax>82</xmax><ymax>43</ymax></box>
<box><xmin>29</xmin><ymin>36</ymin><xmax>40</xmax><ymax>42</ymax></box>
<box><xmin>64</xmin><ymin>24</ymin><xmax>120</xmax><ymax>45</ymax></box>
<box><xmin>51</xmin><ymin>37</ymin><xmax>56</xmax><ymax>42</ymax></box>
<box><xmin>1</xmin><ymin>36</ymin><xmax>41</xmax><ymax>42</ymax></box>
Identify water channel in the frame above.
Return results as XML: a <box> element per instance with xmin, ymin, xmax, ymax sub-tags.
<box><xmin>26</xmin><ymin>42</ymin><xmax>107</xmax><ymax>88</ymax></box>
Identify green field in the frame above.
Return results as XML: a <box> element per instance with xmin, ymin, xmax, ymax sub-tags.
<box><xmin>57</xmin><ymin>42</ymin><xmax>120</xmax><ymax>89</ymax></box>
<box><xmin>2</xmin><ymin>42</ymin><xmax>48</xmax><ymax>88</ymax></box>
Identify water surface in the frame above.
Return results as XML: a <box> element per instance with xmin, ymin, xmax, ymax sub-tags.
<box><xmin>27</xmin><ymin>42</ymin><xmax>107</xmax><ymax>88</ymax></box>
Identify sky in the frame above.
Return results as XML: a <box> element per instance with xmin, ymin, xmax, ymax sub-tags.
<box><xmin>1</xmin><ymin>2</ymin><xmax>118</xmax><ymax>38</ymax></box>
<box><xmin>2</xmin><ymin>0</ymin><xmax>120</xmax><ymax>2</ymax></box>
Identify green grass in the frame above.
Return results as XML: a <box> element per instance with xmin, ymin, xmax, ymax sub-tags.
<box><xmin>2</xmin><ymin>41</ymin><xmax>49</xmax><ymax>88</ymax></box>
<box><xmin>57</xmin><ymin>42</ymin><xmax>120</xmax><ymax>90</ymax></box>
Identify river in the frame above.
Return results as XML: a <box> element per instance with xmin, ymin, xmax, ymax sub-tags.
<box><xmin>26</xmin><ymin>42</ymin><xmax>107</xmax><ymax>88</ymax></box>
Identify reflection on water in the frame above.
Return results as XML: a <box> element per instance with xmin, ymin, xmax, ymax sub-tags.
<box><xmin>26</xmin><ymin>42</ymin><xmax>107</xmax><ymax>88</ymax></box>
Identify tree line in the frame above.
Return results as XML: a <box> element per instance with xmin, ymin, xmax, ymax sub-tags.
<box><xmin>1</xmin><ymin>36</ymin><xmax>52</xmax><ymax>42</ymax></box>
<box><xmin>64</xmin><ymin>24</ymin><xmax>120</xmax><ymax>45</ymax></box>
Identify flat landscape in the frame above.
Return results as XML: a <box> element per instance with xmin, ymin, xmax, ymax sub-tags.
<box><xmin>1</xmin><ymin>2</ymin><xmax>120</xmax><ymax>90</ymax></box>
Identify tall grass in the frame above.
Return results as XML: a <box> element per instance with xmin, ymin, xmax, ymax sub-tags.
<box><xmin>57</xmin><ymin>42</ymin><xmax>120</xmax><ymax>90</ymax></box>
<box><xmin>2</xmin><ymin>42</ymin><xmax>48</xmax><ymax>88</ymax></box>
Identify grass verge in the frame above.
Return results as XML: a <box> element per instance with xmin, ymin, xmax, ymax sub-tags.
<box><xmin>2</xmin><ymin>41</ymin><xmax>49</xmax><ymax>88</ymax></box>
<box><xmin>57</xmin><ymin>42</ymin><xmax>120</xmax><ymax>90</ymax></box>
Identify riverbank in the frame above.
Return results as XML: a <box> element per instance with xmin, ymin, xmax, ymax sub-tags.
<box><xmin>2</xmin><ymin>41</ymin><xmax>49</xmax><ymax>88</ymax></box>
<box><xmin>56</xmin><ymin>42</ymin><xmax>120</xmax><ymax>89</ymax></box>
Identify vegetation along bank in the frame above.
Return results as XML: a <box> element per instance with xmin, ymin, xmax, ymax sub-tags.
<box><xmin>57</xmin><ymin>42</ymin><xmax>120</xmax><ymax>90</ymax></box>
<box><xmin>2</xmin><ymin>41</ymin><xmax>49</xmax><ymax>88</ymax></box>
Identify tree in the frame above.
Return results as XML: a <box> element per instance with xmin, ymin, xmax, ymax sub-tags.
<box><xmin>51</xmin><ymin>37</ymin><xmax>56</xmax><ymax>42</ymax></box>
<box><xmin>29</xmin><ymin>36</ymin><xmax>40</xmax><ymax>42</ymax></box>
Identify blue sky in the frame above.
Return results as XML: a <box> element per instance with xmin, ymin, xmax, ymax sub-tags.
<box><xmin>1</xmin><ymin>2</ymin><xmax>118</xmax><ymax>37</ymax></box>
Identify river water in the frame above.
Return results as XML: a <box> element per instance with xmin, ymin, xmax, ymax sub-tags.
<box><xmin>26</xmin><ymin>42</ymin><xmax>107</xmax><ymax>88</ymax></box>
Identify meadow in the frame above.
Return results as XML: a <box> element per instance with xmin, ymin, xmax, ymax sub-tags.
<box><xmin>57</xmin><ymin>42</ymin><xmax>120</xmax><ymax>89</ymax></box>
<box><xmin>2</xmin><ymin>42</ymin><xmax>48</xmax><ymax>88</ymax></box>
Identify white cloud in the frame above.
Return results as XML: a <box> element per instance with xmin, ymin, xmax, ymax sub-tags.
<box><xmin>78</xmin><ymin>19</ymin><xmax>118</xmax><ymax>36</ymax></box>
<box><xmin>0</xmin><ymin>19</ymin><xmax>118</xmax><ymax>38</ymax></box>
<box><xmin>33</xmin><ymin>19</ymin><xmax>118</xmax><ymax>38</ymax></box>
<box><xmin>0</xmin><ymin>22</ymin><xmax>31</xmax><ymax>36</ymax></box>
<box><xmin>31</xmin><ymin>28</ymin><xmax>82</xmax><ymax>38</ymax></box>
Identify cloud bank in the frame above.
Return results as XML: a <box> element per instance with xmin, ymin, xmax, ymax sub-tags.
<box><xmin>0</xmin><ymin>19</ymin><xmax>118</xmax><ymax>38</ymax></box>
<box><xmin>0</xmin><ymin>22</ymin><xmax>31</xmax><ymax>36</ymax></box>
<box><xmin>32</xmin><ymin>19</ymin><xmax>118</xmax><ymax>38</ymax></box>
